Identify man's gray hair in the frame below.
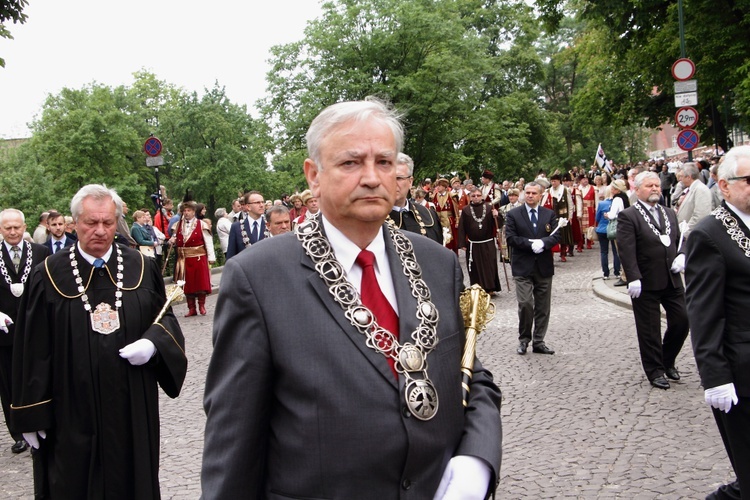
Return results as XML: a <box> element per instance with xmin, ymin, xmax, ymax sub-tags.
<box><xmin>265</xmin><ymin>204</ymin><xmax>290</xmax><ymax>222</ymax></box>
<box><xmin>633</xmin><ymin>171</ymin><xmax>659</xmax><ymax>189</ymax></box>
<box><xmin>525</xmin><ymin>181</ymin><xmax>543</xmax><ymax>194</ymax></box>
<box><xmin>0</xmin><ymin>208</ymin><xmax>25</xmax><ymax>225</ymax></box>
<box><xmin>306</xmin><ymin>98</ymin><xmax>404</xmax><ymax>168</ymax></box>
<box><xmin>397</xmin><ymin>153</ymin><xmax>414</xmax><ymax>175</ymax></box>
<box><xmin>678</xmin><ymin>162</ymin><xmax>700</xmax><ymax>180</ymax></box>
<box><xmin>719</xmin><ymin>145</ymin><xmax>750</xmax><ymax>181</ymax></box>
<box><xmin>70</xmin><ymin>184</ymin><xmax>123</xmax><ymax>221</ymax></box>
<box><xmin>214</xmin><ymin>207</ymin><xmax>227</xmax><ymax>218</ymax></box>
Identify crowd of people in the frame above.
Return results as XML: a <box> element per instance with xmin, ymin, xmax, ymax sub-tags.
<box><xmin>0</xmin><ymin>95</ymin><xmax>748</xmax><ymax>498</ymax></box>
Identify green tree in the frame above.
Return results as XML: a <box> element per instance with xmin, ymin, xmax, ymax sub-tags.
<box><xmin>157</xmin><ymin>83</ymin><xmax>274</xmax><ymax>218</ymax></box>
<box><xmin>262</xmin><ymin>0</ymin><xmax>548</xmax><ymax>183</ymax></box>
<box><xmin>537</xmin><ymin>0</ymin><xmax>750</xmax><ymax>152</ymax></box>
<box><xmin>0</xmin><ymin>0</ymin><xmax>28</xmax><ymax>67</ymax></box>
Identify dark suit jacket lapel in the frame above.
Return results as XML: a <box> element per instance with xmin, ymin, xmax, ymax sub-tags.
<box><xmin>1</xmin><ymin>244</ymin><xmax>17</xmax><ymax>279</ymax></box>
<box><xmin>300</xmin><ymin>225</ymin><xmax>399</xmax><ymax>389</ymax></box>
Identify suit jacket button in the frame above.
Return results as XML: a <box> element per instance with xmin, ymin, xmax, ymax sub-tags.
<box><xmin>401</xmin><ymin>406</ymin><xmax>411</xmax><ymax>418</ymax></box>
<box><xmin>402</xmin><ymin>478</ymin><xmax>412</xmax><ymax>490</ymax></box>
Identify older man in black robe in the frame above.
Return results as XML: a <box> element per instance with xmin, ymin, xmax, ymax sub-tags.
<box><xmin>11</xmin><ymin>184</ymin><xmax>187</xmax><ymax>499</ymax></box>
<box><xmin>458</xmin><ymin>188</ymin><xmax>502</xmax><ymax>294</ymax></box>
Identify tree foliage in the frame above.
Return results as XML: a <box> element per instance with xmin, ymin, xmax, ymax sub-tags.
<box><xmin>0</xmin><ymin>0</ymin><xmax>28</xmax><ymax>67</ymax></box>
<box><xmin>262</xmin><ymin>0</ymin><xmax>550</xmax><ymax>182</ymax></box>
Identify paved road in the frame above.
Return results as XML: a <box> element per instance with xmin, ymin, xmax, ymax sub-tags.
<box><xmin>0</xmin><ymin>246</ymin><xmax>733</xmax><ymax>498</ymax></box>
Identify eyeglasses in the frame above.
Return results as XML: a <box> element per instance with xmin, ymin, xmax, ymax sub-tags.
<box><xmin>727</xmin><ymin>175</ymin><xmax>750</xmax><ymax>185</ymax></box>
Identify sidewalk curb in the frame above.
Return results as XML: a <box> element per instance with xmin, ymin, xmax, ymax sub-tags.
<box><xmin>591</xmin><ymin>271</ymin><xmax>667</xmax><ymax>319</ymax></box>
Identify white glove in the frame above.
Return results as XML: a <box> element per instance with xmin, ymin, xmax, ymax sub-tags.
<box><xmin>0</xmin><ymin>311</ymin><xmax>13</xmax><ymax>334</ymax></box>
<box><xmin>705</xmin><ymin>383</ymin><xmax>738</xmax><ymax>413</ymax></box>
<box><xmin>433</xmin><ymin>455</ymin><xmax>491</xmax><ymax>500</ymax></box>
<box><xmin>627</xmin><ymin>279</ymin><xmax>642</xmax><ymax>299</ymax></box>
<box><xmin>530</xmin><ymin>239</ymin><xmax>544</xmax><ymax>254</ymax></box>
<box><xmin>119</xmin><ymin>339</ymin><xmax>156</xmax><ymax>366</ymax></box>
<box><xmin>23</xmin><ymin>430</ymin><xmax>47</xmax><ymax>449</ymax></box>
<box><xmin>679</xmin><ymin>220</ymin><xmax>689</xmax><ymax>234</ymax></box>
<box><xmin>671</xmin><ymin>253</ymin><xmax>686</xmax><ymax>273</ymax></box>
<box><xmin>558</xmin><ymin>218</ymin><xmax>569</xmax><ymax>227</ymax></box>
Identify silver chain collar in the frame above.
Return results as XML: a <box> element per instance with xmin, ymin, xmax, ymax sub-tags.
<box><xmin>0</xmin><ymin>242</ymin><xmax>32</xmax><ymax>297</ymax></box>
<box><xmin>714</xmin><ymin>206</ymin><xmax>750</xmax><ymax>257</ymax></box>
<box><xmin>634</xmin><ymin>202</ymin><xmax>671</xmax><ymax>239</ymax></box>
<box><xmin>240</xmin><ymin>218</ymin><xmax>251</xmax><ymax>247</ymax></box>
<box><xmin>70</xmin><ymin>245</ymin><xmax>124</xmax><ymax>335</ymax></box>
<box><xmin>295</xmin><ymin>214</ymin><xmax>440</xmax><ymax>420</ymax></box>
<box><xmin>469</xmin><ymin>202</ymin><xmax>488</xmax><ymax>229</ymax></box>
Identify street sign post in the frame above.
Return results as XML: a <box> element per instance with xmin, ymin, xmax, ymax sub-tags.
<box><xmin>671</xmin><ymin>58</ymin><xmax>696</xmax><ymax>81</ymax></box>
<box><xmin>675</xmin><ymin>107</ymin><xmax>699</xmax><ymax>129</ymax></box>
<box><xmin>677</xmin><ymin>129</ymin><xmax>700</xmax><ymax>151</ymax></box>
<box><xmin>144</xmin><ymin>136</ymin><xmax>163</xmax><ymax>157</ymax></box>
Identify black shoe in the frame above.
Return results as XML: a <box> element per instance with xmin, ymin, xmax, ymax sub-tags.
<box><xmin>613</xmin><ymin>278</ymin><xmax>627</xmax><ymax>287</ymax></box>
<box><xmin>665</xmin><ymin>367</ymin><xmax>681</xmax><ymax>380</ymax></box>
<box><xmin>532</xmin><ymin>344</ymin><xmax>555</xmax><ymax>355</ymax></box>
<box><xmin>650</xmin><ymin>376</ymin><xmax>670</xmax><ymax>390</ymax></box>
<box><xmin>517</xmin><ymin>341</ymin><xmax>528</xmax><ymax>355</ymax></box>
<box><xmin>11</xmin><ymin>439</ymin><xmax>28</xmax><ymax>453</ymax></box>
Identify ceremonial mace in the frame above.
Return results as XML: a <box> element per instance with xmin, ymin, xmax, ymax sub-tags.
<box><xmin>153</xmin><ymin>280</ymin><xmax>186</xmax><ymax>324</ymax></box>
<box><xmin>459</xmin><ymin>284</ymin><xmax>495</xmax><ymax>408</ymax></box>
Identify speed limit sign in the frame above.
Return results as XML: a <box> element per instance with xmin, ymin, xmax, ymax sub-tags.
<box><xmin>675</xmin><ymin>107</ymin><xmax>699</xmax><ymax>129</ymax></box>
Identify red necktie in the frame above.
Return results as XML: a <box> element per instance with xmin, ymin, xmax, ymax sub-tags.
<box><xmin>355</xmin><ymin>249</ymin><xmax>398</xmax><ymax>378</ymax></box>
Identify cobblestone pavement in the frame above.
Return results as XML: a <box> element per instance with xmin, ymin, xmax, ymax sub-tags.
<box><xmin>0</xmin><ymin>246</ymin><xmax>733</xmax><ymax>498</ymax></box>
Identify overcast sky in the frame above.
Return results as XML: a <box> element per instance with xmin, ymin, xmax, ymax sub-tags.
<box><xmin>0</xmin><ymin>0</ymin><xmax>323</xmax><ymax>139</ymax></box>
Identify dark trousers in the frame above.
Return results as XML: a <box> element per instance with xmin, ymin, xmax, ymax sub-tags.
<box><xmin>597</xmin><ymin>232</ymin><xmax>620</xmax><ymax>277</ymax></box>
<box><xmin>710</xmin><ymin>397</ymin><xmax>750</xmax><ymax>498</ymax></box>
<box><xmin>631</xmin><ymin>285</ymin><xmax>689</xmax><ymax>380</ymax></box>
<box><xmin>514</xmin><ymin>271</ymin><xmax>553</xmax><ymax>345</ymax></box>
<box><xmin>662</xmin><ymin>189</ymin><xmax>672</xmax><ymax>207</ymax></box>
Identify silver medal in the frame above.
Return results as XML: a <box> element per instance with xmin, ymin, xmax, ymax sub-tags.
<box><xmin>405</xmin><ymin>379</ymin><xmax>439</xmax><ymax>420</ymax></box>
<box><xmin>10</xmin><ymin>283</ymin><xmax>23</xmax><ymax>297</ymax></box>
<box><xmin>90</xmin><ymin>302</ymin><xmax>120</xmax><ymax>335</ymax></box>
<box><xmin>660</xmin><ymin>234</ymin><xmax>671</xmax><ymax>247</ymax></box>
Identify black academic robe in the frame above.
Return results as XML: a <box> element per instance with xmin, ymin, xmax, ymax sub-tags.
<box><xmin>388</xmin><ymin>200</ymin><xmax>443</xmax><ymax>245</ymax></box>
<box><xmin>11</xmin><ymin>245</ymin><xmax>187</xmax><ymax>500</ymax></box>
<box><xmin>458</xmin><ymin>203</ymin><xmax>502</xmax><ymax>293</ymax></box>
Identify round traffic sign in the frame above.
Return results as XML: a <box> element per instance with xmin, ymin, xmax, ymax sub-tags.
<box><xmin>675</xmin><ymin>107</ymin><xmax>699</xmax><ymax>129</ymax></box>
<box><xmin>671</xmin><ymin>58</ymin><xmax>695</xmax><ymax>81</ymax></box>
<box><xmin>144</xmin><ymin>137</ymin><xmax>162</xmax><ymax>157</ymax></box>
<box><xmin>677</xmin><ymin>129</ymin><xmax>700</xmax><ymax>151</ymax></box>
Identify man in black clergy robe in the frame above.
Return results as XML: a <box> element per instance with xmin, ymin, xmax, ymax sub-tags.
<box><xmin>685</xmin><ymin>145</ymin><xmax>750</xmax><ymax>499</ymax></box>
<box><xmin>11</xmin><ymin>184</ymin><xmax>187</xmax><ymax>499</ymax></box>
<box><xmin>458</xmin><ymin>188</ymin><xmax>502</xmax><ymax>294</ymax></box>
<box><xmin>388</xmin><ymin>152</ymin><xmax>443</xmax><ymax>245</ymax></box>
<box><xmin>0</xmin><ymin>209</ymin><xmax>50</xmax><ymax>454</ymax></box>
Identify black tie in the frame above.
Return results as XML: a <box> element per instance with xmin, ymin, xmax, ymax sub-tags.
<box><xmin>530</xmin><ymin>208</ymin><xmax>538</xmax><ymax>233</ymax></box>
<box><xmin>251</xmin><ymin>221</ymin><xmax>259</xmax><ymax>243</ymax></box>
<box><xmin>54</xmin><ymin>241</ymin><xmax>62</xmax><ymax>254</ymax></box>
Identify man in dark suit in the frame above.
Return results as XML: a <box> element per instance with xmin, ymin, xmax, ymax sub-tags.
<box><xmin>685</xmin><ymin>145</ymin><xmax>750</xmax><ymax>499</ymax></box>
<box><xmin>43</xmin><ymin>211</ymin><xmax>75</xmax><ymax>255</ymax></box>
<box><xmin>505</xmin><ymin>181</ymin><xmax>561</xmax><ymax>355</ymax></box>
<box><xmin>225</xmin><ymin>191</ymin><xmax>267</xmax><ymax>260</ymax></box>
<box><xmin>617</xmin><ymin>171</ymin><xmax>689</xmax><ymax>390</ymax></box>
<box><xmin>388</xmin><ymin>152</ymin><xmax>443</xmax><ymax>245</ymax></box>
<box><xmin>0</xmin><ymin>208</ymin><xmax>50</xmax><ymax>454</ymax></box>
<box><xmin>202</xmin><ymin>100</ymin><xmax>502</xmax><ymax>499</ymax></box>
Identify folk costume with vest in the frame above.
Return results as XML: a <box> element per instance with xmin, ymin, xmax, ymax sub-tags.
<box><xmin>175</xmin><ymin>216</ymin><xmax>214</xmax><ymax>316</ymax></box>
<box><xmin>432</xmin><ymin>189</ymin><xmax>459</xmax><ymax>253</ymax></box>
<box><xmin>580</xmin><ymin>183</ymin><xmax>596</xmax><ymax>248</ymax></box>
<box><xmin>548</xmin><ymin>183</ymin><xmax>575</xmax><ymax>261</ymax></box>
